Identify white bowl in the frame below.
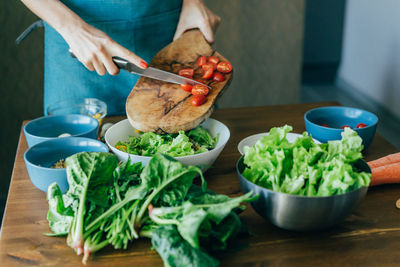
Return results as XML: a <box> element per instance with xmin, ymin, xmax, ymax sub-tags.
<box><xmin>238</xmin><ymin>132</ymin><xmax>320</xmax><ymax>155</ymax></box>
<box><xmin>105</xmin><ymin>118</ymin><xmax>230</xmax><ymax>171</ymax></box>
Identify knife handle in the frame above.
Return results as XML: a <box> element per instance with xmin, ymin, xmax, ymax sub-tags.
<box><xmin>68</xmin><ymin>49</ymin><xmax>129</xmax><ymax>70</ymax></box>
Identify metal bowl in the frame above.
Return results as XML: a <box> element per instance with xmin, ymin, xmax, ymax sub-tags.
<box><xmin>237</xmin><ymin>156</ymin><xmax>370</xmax><ymax>231</ymax></box>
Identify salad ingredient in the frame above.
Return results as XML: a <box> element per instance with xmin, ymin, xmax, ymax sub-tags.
<box><xmin>370</xmin><ymin>162</ymin><xmax>400</xmax><ymax>186</ymax></box>
<box><xmin>58</xmin><ymin>133</ymin><xmax>71</xmax><ymax>138</ymax></box>
<box><xmin>212</xmin><ymin>72</ymin><xmax>225</xmax><ymax>82</ymax></box>
<box><xmin>216</xmin><ymin>61</ymin><xmax>233</xmax><ymax>73</ymax></box>
<box><xmin>180</xmin><ymin>84</ymin><xmax>193</xmax><ymax>92</ymax></box>
<box><xmin>202</xmin><ymin>67</ymin><xmax>214</xmax><ymax>79</ymax></box>
<box><xmin>368</xmin><ymin>152</ymin><xmax>400</xmax><ymax>168</ymax></box>
<box><xmin>178</xmin><ymin>68</ymin><xmax>194</xmax><ymax>78</ymax></box>
<box><xmin>341</xmin><ymin>125</ymin><xmax>351</xmax><ymax>129</ymax></box>
<box><xmin>115</xmin><ymin>126</ymin><xmax>218</xmax><ymax>157</ymax></box>
<box><xmin>191</xmin><ymin>84</ymin><xmax>209</xmax><ymax>96</ymax></box>
<box><xmin>242</xmin><ymin>126</ymin><xmax>371</xmax><ymax>196</ymax></box>
<box><xmin>356</xmin><ymin>123</ymin><xmax>367</xmax><ymax>128</ymax></box>
<box><xmin>46</xmin><ymin>153</ymin><xmax>254</xmax><ymax>265</ymax></box>
<box><xmin>51</xmin><ymin>159</ymin><xmax>66</xmax><ymax>169</ymax></box>
<box><xmin>321</xmin><ymin>124</ymin><xmax>329</xmax><ymax>128</ymax></box>
<box><xmin>196</xmin><ymin>56</ymin><xmax>207</xmax><ymax>67</ymax></box>
<box><xmin>207</xmin><ymin>56</ymin><xmax>219</xmax><ymax>65</ymax></box>
<box><xmin>192</xmin><ymin>95</ymin><xmax>206</xmax><ymax>106</ymax></box>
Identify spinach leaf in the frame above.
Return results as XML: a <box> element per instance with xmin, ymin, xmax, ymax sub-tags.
<box><xmin>151</xmin><ymin>225</ymin><xmax>219</xmax><ymax>267</ymax></box>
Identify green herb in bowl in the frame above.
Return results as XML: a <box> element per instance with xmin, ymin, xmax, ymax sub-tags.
<box><xmin>115</xmin><ymin>126</ymin><xmax>218</xmax><ymax>157</ymax></box>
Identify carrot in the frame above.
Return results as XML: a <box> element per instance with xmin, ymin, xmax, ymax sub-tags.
<box><xmin>370</xmin><ymin>162</ymin><xmax>400</xmax><ymax>186</ymax></box>
<box><xmin>368</xmin><ymin>152</ymin><xmax>400</xmax><ymax>169</ymax></box>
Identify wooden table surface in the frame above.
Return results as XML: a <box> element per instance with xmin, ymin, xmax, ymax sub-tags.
<box><xmin>1</xmin><ymin>102</ymin><xmax>400</xmax><ymax>266</ymax></box>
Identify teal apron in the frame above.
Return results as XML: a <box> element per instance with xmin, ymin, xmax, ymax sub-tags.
<box><xmin>43</xmin><ymin>0</ymin><xmax>182</xmax><ymax>115</ymax></box>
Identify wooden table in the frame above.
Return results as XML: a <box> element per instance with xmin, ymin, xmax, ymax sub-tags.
<box><xmin>1</xmin><ymin>102</ymin><xmax>399</xmax><ymax>266</ymax></box>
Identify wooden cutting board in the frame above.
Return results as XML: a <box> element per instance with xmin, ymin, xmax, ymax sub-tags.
<box><xmin>125</xmin><ymin>30</ymin><xmax>233</xmax><ymax>133</ymax></box>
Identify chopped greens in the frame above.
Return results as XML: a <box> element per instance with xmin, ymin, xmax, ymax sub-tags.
<box><xmin>115</xmin><ymin>126</ymin><xmax>218</xmax><ymax>157</ymax></box>
<box><xmin>242</xmin><ymin>125</ymin><xmax>371</xmax><ymax>196</ymax></box>
<box><xmin>46</xmin><ymin>152</ymin><xmax>254</xmax><ymax>265</ymax></box>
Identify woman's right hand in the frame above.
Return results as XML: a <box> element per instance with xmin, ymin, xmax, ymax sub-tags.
<box><xmin>61</xmin><ymin>21</ymin><xmax>148</xmax><ymax>76</ymax></box>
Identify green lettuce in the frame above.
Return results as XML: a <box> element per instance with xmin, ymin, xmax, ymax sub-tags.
<box><xmin>115</xmin><ymin>126</ymin><xmax>218</xmax><ymax>157</ymax></box>
<box><xmin>242</xmin><ymin>125</ymin><xmax>371</xmax><ymax>196</ymax></box>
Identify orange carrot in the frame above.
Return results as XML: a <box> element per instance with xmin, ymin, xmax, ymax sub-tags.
<box><xmin>370</xmin><ymin>162</ymin><xmax>400</xmax><ymax>186</ymax></box>
<box><xmin>368</xmin><ymin>152</ymin><xmax>400</xmax><ymax>169</ymax></box>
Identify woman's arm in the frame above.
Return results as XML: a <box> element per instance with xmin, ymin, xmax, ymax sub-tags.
<box><xmin>21</xmin><ymin>0</ymin><xmax>147</xmax><ymax>76</ymax></box>
<box><xmin>174</xmin><ymin>0</ymin><xmax>221</xmax><ymax>43</ymax></box>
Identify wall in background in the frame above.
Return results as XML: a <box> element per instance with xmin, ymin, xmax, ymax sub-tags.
<box><xmin>205</xmin><ymin>0</ymin><xmax>304</xmax><ymax>108</ymax></box>
<box><xmin>0</xmin><ymin>1</ymin><xmax>43</xmax><ymax>212</ymax></box>
<box><xmin>338</xmin><ymin>0</ymin><xmax>400</xmax><ymax>118</ymax></box>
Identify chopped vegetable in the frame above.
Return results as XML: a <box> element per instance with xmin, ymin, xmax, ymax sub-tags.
<box><xmin>115</xmin><ymin>126</ymin><xmax>218</xmax><ymax>157</ymax></box>
<box><xmin>370</xmin><ymin>162</ymin><xmax>400</xmax><ymax>186</ymax></box>
<box><xmin>207</xmin><ymin>56</ymin><xmax>219</xmax><ymax>65</ymax></box>
<box><xmin>192</xmin><ymin>95</ymin><xmax>206</xmax><ymax>106</ymax></box>
<box><xmin>356</xmin><ymin>123</ymin><xmax>367</xmax><ymax>128</ymax></box>
<box><xmin>196</xmin><ymin>56</ymin><xmax>207</xmax><ymax>67</ymax></box>
<box><xmin>242</xmin><ymin>126</ymin><xmax>371</xmax><ymax>196</ymax></box>
<box><xmin>321</xmin><ymin>124</ymin><xmax>329</xmax><ymax>128</ymax></box>
<box><xmin>216</xmin><ymin>61</ymin><xmax>233</xmax><ymax>73</ymax></box>
<box><xmin>178</xmin><ymin>68</ymin><xmax>194</xmax><ymax>78</ymax></box>
<box><xmin>191</xmin><ymin>84</ymin><xmax>209</xmax><ymax>96</ymax></box>
<box><xmin>180</xmin><ymin>84</ymin><xmax>193</xmax><ymax>92</ymax></box>
<box><xmin>212</xmin><ymin>72</ymin><xmax>225</xmax><ymax>82</ymax></box>
<box><xmin>341</xmin><ymin>125</ymin><xmax>351</xmax><ymax>129</ymax></box>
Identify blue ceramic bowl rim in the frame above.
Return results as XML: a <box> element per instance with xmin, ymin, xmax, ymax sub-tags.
<box><xmin>304</xmin><ymin>106</ymin><xmax>378</xmax><ymax>132</ymax></box>
<box><xmin>236</xmin><ymin>156</ymin><xmax>369</xmax><ymax>199</ymax></box>
<box><xmin>24</xmin><ymin>136</ymin><xmax>108</xmax><ymax>171</ymax></box>
<box><xmin>24</xmin><ymin>114</ymin><xmax>99</xmax><ymax>140</ymax></box>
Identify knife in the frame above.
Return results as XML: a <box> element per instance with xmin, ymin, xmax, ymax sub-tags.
<box><xmin>69</xmin><ymin>50</ymin><xmax>210</xmax><ymax>88</ymax></box>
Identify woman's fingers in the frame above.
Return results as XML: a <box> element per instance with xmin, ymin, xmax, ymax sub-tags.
<box><xmin>112</xmin><ymin>43</ymin><xmax>148</xmax><ymax>69</ymax></box>
<box><xmin>91</xmin><ymin>54</ymin><xmax>107</xmax><ymax>76</ymax></box>
<box><xmin>97</xmin><ymin>51</ymin><xmax>120</xmax><ymax>75</ymax></box>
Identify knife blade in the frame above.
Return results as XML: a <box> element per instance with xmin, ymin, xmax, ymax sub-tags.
<box><xmin>69</xmin><ymin>50</ymin><xmax>210</xmax><ymax>88</ymax></box>
<box><xmin>112</xmin><ymin>58</ymin><xmax>210</xmax><ymax>88</ymax></box>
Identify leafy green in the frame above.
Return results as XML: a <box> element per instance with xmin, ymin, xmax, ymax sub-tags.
<box><xmin>46</xmin><ymin>152</ymin><xmax>254</xmax><ymax>266</ymax></box>
<box><xmin>115</xmin><ymin>126</ymin><xmax>218</xmax><ymax>157</ymax></box>
<box><xmin>151</xmin><ymin>225</ymin><xmax>220</xmax><ymax>267</ymax></box>
<box><xmin>242</xmin><ymin>125</ymin><xmax>371</xmax><ymax>196</ymax></box>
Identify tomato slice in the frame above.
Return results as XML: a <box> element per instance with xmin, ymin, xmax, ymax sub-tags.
<box><xmin>321</xmin><ymin>124</ymin><xmax>329</xmax><ymax>128</ymax></box>
<box><xmin>180</xmin><ymin>84</ymin><xmax>193</xmax><ymax>92</ymax></box>
<box><xmin>191</xmin><ymin>84</ymin><xmax>209</xmax><ymax>96</ymax></box>
<box><xmin>212</xmin><ymin>72</ymin><xmax>225</xmax><ymax>82</ymax></box>
<box><xmin>178</xmin><ymin>68</ymin><xmax>194</xmax><ymax>77</ymax></box>
<box><xmin>202</xmin><ymin>63</ymin><xmax>216</xmax><ymax>71</ymax></box>
<box><xmin>202</xmin><ymin>68</ymin><xmax>214</xmax><ymax>79</ymax></box>
<box><xmin>208</xmin><ymin>56</ymin><xmax>219</xmax><ymax>65</ymax></box>
<box><xmin>356</xmin><ymin>123</ymin><xmax>367</xmax><ymax>128</ymax></box>
<box><xmin>340</xmin><ymin>125</ymin><xmax>351</xmax><ymax>129</ymax></box>
<box><xmin>217</xmin><ymin>61</ymin><xmax>233</xmax><ymax>73</ymax></box>
<box><xmin>196</xmin><ymin>56</ymin><xmax>207</xmax><ymax>67</ymax></box>
<box><xmin>191</xmin><ymin>95</ymin><xmax>206</xmax><ymax>106</ymax></box>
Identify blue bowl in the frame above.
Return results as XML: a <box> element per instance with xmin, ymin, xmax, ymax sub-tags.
<box><xmin>304</xmin><ymin>106</ymin><xmax>378</xmax><ymax>149</ymax></box>
<box><xmin>24</xmin><ymin>137</ymin><xmax>109</xmax><ymax>193</ymax></box>
<box><xmin>24</xmin><ymin>114</ymin><xmax>99</xmax><ymax>147</ymax></box>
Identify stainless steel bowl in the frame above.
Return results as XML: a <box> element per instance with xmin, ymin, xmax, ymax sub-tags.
<box><xmin>237</xmin><ymin>156</ymin><xmax>370</xmax><ymax>231</ymax></box>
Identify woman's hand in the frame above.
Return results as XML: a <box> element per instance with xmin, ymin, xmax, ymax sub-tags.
<box><xmin>174</xmin><ymin>0</ymin><xmax>221</xmax><ymax>43</ymax></box>
<box><xmin>62</xmin><ymin>21</ymin><xmax>148</xmax><ymax>76</ymax></box>
<box><xmin>21</xmin><ymin>0</ymin><xmax>147</xmax><ymax>76</ymax></box>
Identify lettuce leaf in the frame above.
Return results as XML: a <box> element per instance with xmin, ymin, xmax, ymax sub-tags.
<box><xmin>243</xmin><ymin>126</ymin><xmax>371</xmax><ymax>196</ymax></box>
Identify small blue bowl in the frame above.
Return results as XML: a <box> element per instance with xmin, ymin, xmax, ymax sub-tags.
<box><xmin>24</xmin><ymin>137</ymin><xmax>109</xmax><ymax>193</ymax></box>
<box><xmin>304</xmin><ymin>106</ymin><xmax>378</xmax><ymax>149</ymax></box>
<box><xmin>24</xmin><ymin>114</ymin><xmax>99</xmax><ymax>147</ymax></box>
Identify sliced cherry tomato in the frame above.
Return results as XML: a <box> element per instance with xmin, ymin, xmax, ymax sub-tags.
<box><xmin>196</xmin><ymin>56</ymin><xmax>207</xmax><ymax>67</ymax></box>
<box><xmin>202</xmin><ymin>68</ymin><xmax>214</xmax><ymax>79</ymax></box>
<box><xmin>202</xmin><ymin>63</ymin><xmax>216</xmax><ymax>71</ymax></box>
<box><xmin>217</xmin><ymin>61</ymin><xmax>233</xmax><ymax>73</ymax></box>
<box><xmin>356</xmin><ymin>123</ymin><xmax>367</xmax><ymax>128</ymax></box>
<box><xmin>208</xmin><ymin>56</ymin><xmax>219</xmax><ymax>65</ymax></box>
<box><xmin>191</xmin><ymin>84</ymin><xmax>209</xmax><ymax>96</ymax></box>
<box><xmin>321</xmin><ymin>124</ymin><xmax>329</xmax><ymax>128</ymax></box>
<box><xmin>191</xmin><ymin>95</ymin><xmax>206</xmax><ymax>106</ymax></box>
<box><xmin>340</xmin><ymin>125</ymin><xmax>351</xmax><ymax>129</ymax></box>
<box><xmin>180</xmin><ymin>84</ymin><xmax>193</xmax><ymax>92</ymax></box>
<box><xmin>212</xmin><ymin>72</ymin><xmax>225</xmax><ymax>82</ymax></box>
<box><xmin>178</xmin><ymin>68</ymin><xmax>194</xmax><ymax>77</ymax></box>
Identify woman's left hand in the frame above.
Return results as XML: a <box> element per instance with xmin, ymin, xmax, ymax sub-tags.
<box><xmin>174</xmin><ymin>0</ymin><xmax>221</xmax><ymax>43</ymax></box>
